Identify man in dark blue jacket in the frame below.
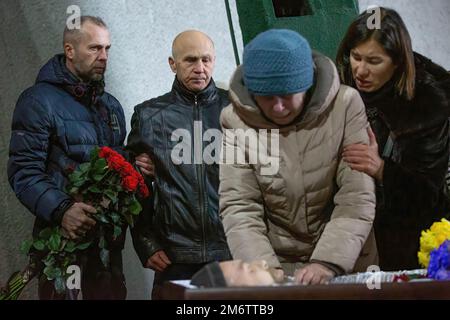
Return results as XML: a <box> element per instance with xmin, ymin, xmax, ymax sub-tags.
<box><xmin>127</xmin><ymin>30</ymin><xmax>231</xmax><ymax>299</ymax></box>
<box><xmin>7</xmin><ymin>16</ymin><xmax>127</xmax><ymax>299</ymax></box>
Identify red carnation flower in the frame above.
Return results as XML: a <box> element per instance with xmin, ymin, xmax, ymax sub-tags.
<box><xmin>98</xmin><ymin>146</ymin><xmax>150</xmax><ymax>198</ymax></box>
<box><xmin>392</xmin><ymin>274</ymin><xmax>410</xmax><ymax>282</ymax></box>
<box><xmin>121</xmin><ymin>162</ymin><xmax>136</xmax><ymax>176</ymax></box>
<box><xmin>122</xmin><ymin>175</ymin><xmax>139</xmax><ymax>192</ymax></box>
<box><xmin>99</xmin><ymin>146</ymin><xmax>114</xmax><ymax>159</ymax></box>
<box><xmin>107</xmin><ymin>155</ymin><xmax>127</xmax><ymax>173</ymax></box>
<box><xmin>139</xmin><ymin>181</ymin><xmax>150</xmax><ymax>198</ymax></box>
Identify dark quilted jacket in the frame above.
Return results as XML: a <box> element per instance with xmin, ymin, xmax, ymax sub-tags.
<box><xmin>8</xmin><ymin>54</ymin><xmax>126</xmax><ymax>237</ymax></box>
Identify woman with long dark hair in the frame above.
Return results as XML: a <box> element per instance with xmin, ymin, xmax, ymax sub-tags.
<box><xmin>336</xmin><ymin>7</ymin><xmax>450</xmax><ymax>270</ymax></box>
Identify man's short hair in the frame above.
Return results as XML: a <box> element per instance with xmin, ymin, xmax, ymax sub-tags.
<box><xmin>63</xmin><ymin>16</ymin><xmax>108</xmax><ymax>46</ymax></box>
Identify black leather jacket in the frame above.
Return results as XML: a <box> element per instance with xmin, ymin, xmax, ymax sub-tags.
<box><xmin>127</xmin><ymin>78</ymin><xmax>232</xmax><ymax>265</ymax></box>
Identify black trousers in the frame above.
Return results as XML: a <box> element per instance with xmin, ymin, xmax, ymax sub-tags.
<box><xmin>38</xmin><ymin>248</ymin><xmax>126</xmax><ymax>300</ymax></box>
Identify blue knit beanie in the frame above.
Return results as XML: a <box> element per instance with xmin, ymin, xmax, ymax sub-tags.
<box><xmin>243</xmin><ymin>29</ymin><xmax>313</xmax><ymax>96</ymax></box>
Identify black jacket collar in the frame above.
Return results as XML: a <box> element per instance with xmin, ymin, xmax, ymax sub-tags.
<box><xmin>171</xmin><ymin>77</ymin><xmax>218</xmax><ymax>106</ymax></box>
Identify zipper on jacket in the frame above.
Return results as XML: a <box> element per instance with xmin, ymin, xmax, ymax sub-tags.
<box><xmin>194</xmin><ymin>95</ymin><xmax>207</xmax><ymax>261</ymax></box>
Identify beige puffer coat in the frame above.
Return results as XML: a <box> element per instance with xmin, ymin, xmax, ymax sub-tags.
<box><xmin>219</xmin><ymin>52</ymin><xmax>378</xmax><ymax>274</ymax></box>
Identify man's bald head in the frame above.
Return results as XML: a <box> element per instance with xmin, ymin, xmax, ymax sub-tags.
<box><xmin>169</xmin><ymin>30</ymin><xmax>216</xmax><ymax>93</ymax></box>
<box><xmin>171</xmin><ymin>30</ymin><xmax>215</xmax><ymax>60</ymax></box>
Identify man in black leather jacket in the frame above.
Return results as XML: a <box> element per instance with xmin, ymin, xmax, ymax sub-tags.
<box><xmin>127</xmin><ymin>30</ymin><xmax>231</xmax><ymax>299</ymax></box>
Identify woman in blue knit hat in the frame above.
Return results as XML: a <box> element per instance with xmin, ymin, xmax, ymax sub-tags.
<box><xmin>336</xmin><ymin>7</ymin><xmax>450</xmax><ymax>271</ymax></box>
<box><xmin>219</xmin><ymin>29</ymin><xmax>378</xmax><ymax>285</ymax></box>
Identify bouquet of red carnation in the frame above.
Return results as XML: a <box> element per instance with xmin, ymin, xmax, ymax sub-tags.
<box><xmin>1</xmin><ymin>147</ymin><xmax>150</xmax><ymax>299</ymax></box>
